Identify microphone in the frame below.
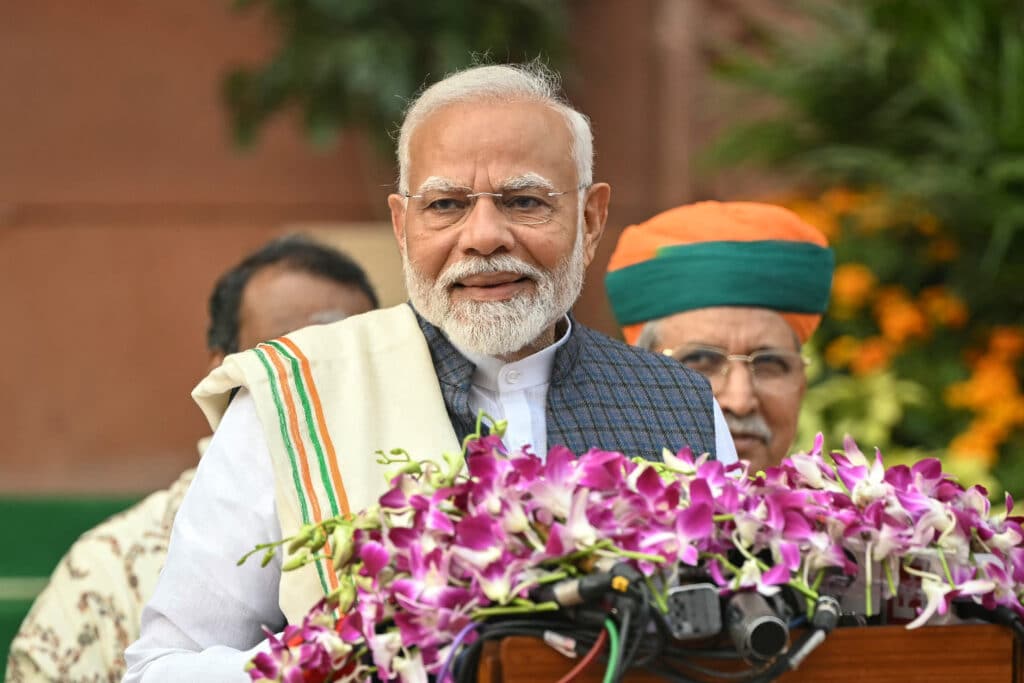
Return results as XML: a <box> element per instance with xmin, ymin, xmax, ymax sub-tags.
<box><xmin>954</xmin><ymin>601</ymin><xmax>1024</xmax><ymax>641</ymax></box>
<box><xmin>725</xmin><ymin>591</ymin><xmax>789</xmax><ymax>663</ymax></box>
<box><xmin>530</xmin><ymin>562</ymin><xmax>642</xmax><ymax>608</ymax></box>
<box><xmin>664</xmin><ymin>582</ymin><xmax>722</xmax><ymax>639</ymax></box>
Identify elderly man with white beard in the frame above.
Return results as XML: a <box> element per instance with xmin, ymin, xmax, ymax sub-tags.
<box><xmin>123</xmin><ymin>63</ymin><xmax>736</xmax><ymax>682</ymax></box>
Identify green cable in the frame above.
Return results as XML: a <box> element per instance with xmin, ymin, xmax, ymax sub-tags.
<box><xmin>602</xmin><ymin>617</ymin><xmax>620</xmax><ymax>683</ymax></box>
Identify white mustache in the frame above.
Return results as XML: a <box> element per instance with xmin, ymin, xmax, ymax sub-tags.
<box><xmin>724</xmin><ymin>412</ymin><xmax>773</xmax><ymax>443</ymax></box>
<box><xmin>437</xmin><ymin>255</ymin><xmax>544</xmax><ymax>290</ymax></box>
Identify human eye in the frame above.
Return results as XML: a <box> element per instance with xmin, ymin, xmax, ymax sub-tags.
<box><xmin>423</xmin><ymin>193</ymin><xmax>468</xmax><ymax>213</ymax></box>
<box><xmin>751</xmin><ymin>351</ymin><xmax>794</xmax><ymax>378</ymax></box>
<box><xmin>501</xmin><ymin>191</ymin><xmax>548</xmax><ymax>211</ymax></box>
<box><xmin>677</xmin><ymin>348</ymin><xmax>726</xmax><ymax>375</ymax></box>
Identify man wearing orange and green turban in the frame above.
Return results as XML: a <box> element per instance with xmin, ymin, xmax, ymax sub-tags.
<box><xmin>606</xmin><ymin>201</ymin><xmax>834</xmax><ymax>473</ymax></box>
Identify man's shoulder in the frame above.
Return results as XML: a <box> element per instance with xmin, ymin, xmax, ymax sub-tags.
<box><xmin>278</xmin><ymin>303</ymin><xmax>420</xmax><ymax>357</ymax></box>
<box><xmin>5</xmin><ymin>471</ymin><xmax>196</xmax><ymax>681</ymax></box>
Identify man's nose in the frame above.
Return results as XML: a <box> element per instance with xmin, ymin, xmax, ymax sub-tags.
<box><xmin>459</xmin><ymin>195</ymin><xmax>515</xmax><ymax>256</ymax></box>
<box><xmin>714</xmin><ymin>362</ymin><xmax>759</xmax><ymax>416</ymax></box>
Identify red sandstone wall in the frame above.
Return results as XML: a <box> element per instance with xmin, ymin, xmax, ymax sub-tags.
<box><xmin>0</xmin><ymin>2</ymin><xmax>392</xmax><ymax>493</ymax></box>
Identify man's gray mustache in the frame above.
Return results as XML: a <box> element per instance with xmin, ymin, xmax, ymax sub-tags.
<box><xmin>437</xmin><ymin>256</ymin><xmax>543</xmax><ymax>289</ymax></box>
<box><xmin>724</xmin><ymin>412</ymin><xmax>773</xmax><ymax>443</ymax></box>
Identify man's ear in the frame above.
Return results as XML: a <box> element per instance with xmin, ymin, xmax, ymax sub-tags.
<box><xmin>388</xmin><ymin>194</ymin><xmax>407</xmax><ymax>253</ymax></box>
<box><xmin>581</xmin><ymin>182</ymin><xmax>611</xmax><ymax>266</ymax></box>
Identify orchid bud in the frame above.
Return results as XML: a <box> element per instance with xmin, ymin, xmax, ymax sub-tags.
<box><xmin>308</xmin><ymin>528</ymin><xmax>328</xmax><ymax>553</ymax></box>
<box><xmin>282</xmin><ymin>547</ymin><xmax>312</xmax><ymax>572</ymax></box>
<box><xmin>326</xmin><ymin>578</ymin><xmax>356</xmax><ymax>613</ymax></box>
<box><xmin>331</xmin><ymin>525</ymin><xmax>355</xmax><ymax>566</ymax></box>
<box><xmin>286</xmin><ymin>524</ymin><xmax>317</xmax><ymax>554</ymax></box>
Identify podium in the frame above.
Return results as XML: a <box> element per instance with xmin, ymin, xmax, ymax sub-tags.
<box><xmin>478</xmin><ymin>623</ymin><xmax>1022</xmax><ymax>682</ymax></box>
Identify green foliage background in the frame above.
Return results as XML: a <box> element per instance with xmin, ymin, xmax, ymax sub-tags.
<box><xmin>223</xmin><ymin>0</ymin><xmax>567</xmax><ymax>150</ymax></box>
<box><xmin>710</xmin><ymin>0</ymin><xmax>1024</xmax><ymax>497</ymax></box>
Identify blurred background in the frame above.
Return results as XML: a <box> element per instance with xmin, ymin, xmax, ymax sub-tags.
<box><xmin>1</xmin><ymin>0</ymin><xmax>1022</xmax><ymax>501</ymax></box>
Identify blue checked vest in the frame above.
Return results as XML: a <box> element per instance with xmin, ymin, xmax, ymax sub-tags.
<box><xmin>415</xmin><ymin>308</ymin><xmax>718</xmax><ymax>461</ymax></box>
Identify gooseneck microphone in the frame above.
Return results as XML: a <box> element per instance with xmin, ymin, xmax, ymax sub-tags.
<box><xmin>725</xmin><ymin>591</ymin><xmax>789</xmax><ymax>663</ymax></box>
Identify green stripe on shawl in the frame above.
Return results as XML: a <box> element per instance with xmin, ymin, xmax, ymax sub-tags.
<box><xmin>253</xmin><ymin>347</ymin><xmax>330</xmax><ymax>595</ymax></box>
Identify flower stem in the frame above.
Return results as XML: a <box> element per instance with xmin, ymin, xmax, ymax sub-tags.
<box><xmin>937</xmin><ymin>548</ymin><xmax>955</xmax><ymax>587</ymax></box>
<box><xmin>884</xmin><ymin>559</ymin><xmax>897</xmax><ymax>599</ymax></box>
<box><xmin>644</xmin><ymin>576</ymin><xmax>670</xmax><ymax>613</ymax></box>
<box><xmin>864</xmin><ymin>543</ymin><xmax>873</xmax><ymax>616</ymax></box>
<box><xmin>786</xmin><ymin>579</ymin><xmax>819</xmax><ymax>601</ymax></box>
<box><xmin>607</xmin><ymin>545</ymin><xmax>666</xmax><ymax>564</ymax></box>
<box><xmin>540</xmin><ymin>540</ymin><xmax>613</xmax><ymax>566</ymax></box>
<box><xmin>472</xmin><ymin>601</ymin><xmax>560</xmax><ymax>619</ymax></box>
<box><xmin>535</xmin><ymin>571</ymin><xmax>570</xmax><ymax>585</ymax></box>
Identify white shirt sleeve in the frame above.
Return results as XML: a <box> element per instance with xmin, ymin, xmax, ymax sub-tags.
<box><xmin>712</xmin><ymin>399</ymin><xmax>738</xmax><ymax>465</ymax></box>
<box><xmin>123</xmin><ymin>390</ymin><xmax>286</xmax><ymax>682</ymax></box>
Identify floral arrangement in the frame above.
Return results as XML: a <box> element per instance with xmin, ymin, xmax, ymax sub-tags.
<box><xmin>240</xmin><ymin>424</ymin><xmax>1024</xmax><ymax>682</ymax></box>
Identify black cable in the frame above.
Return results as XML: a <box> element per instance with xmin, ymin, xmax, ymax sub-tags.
<box><xmin>628</xmin><ymin>588</ymin><xmax>651</xmax><ymax>664</ymax></box>
<box><xmin>452</xmin><ymin>618</ymin><xmax>604</xmax><ymax>683</ymax></box>
<box><xmin>613</xmin><ymin>606</ymin><xmax>632</xmax><ymax>682</ymax></box>
<box><xmin>954</xmin><ymin>602</ymin><xmax>1024</xmax><ymax>642</ymax></box>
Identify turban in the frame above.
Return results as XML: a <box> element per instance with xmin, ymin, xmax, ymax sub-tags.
<box><xmin>605</xmin><ymin>201</ymin><xmax>834</xmax><ymax>346</ymax></box>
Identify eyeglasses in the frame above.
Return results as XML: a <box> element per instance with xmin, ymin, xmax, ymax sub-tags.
<box><xmin>662</xmin><ymin>345</ymin><xmax>808</xmax><ymax>394</ymax></box>
<box><xmin>403</xmin><ymin>186</ymin><xmax>583</xmax><ymax>229</ymax></box>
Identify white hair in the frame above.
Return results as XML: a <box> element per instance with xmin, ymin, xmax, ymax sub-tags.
<box><xmin>635</xmin><ymin>320</ymin><xmax>662</xmax><ymax>351</ymax></box>
<box><xmin>396</xmin><ymin>62</ymin><xmax>594</xmax><ymax>195</ymax></box>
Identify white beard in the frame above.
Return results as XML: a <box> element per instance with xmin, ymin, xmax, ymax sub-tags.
<box><xmin>403</xmin><ymin>228</ymin><xmax>586</xmax><ymax>357</ymax></box>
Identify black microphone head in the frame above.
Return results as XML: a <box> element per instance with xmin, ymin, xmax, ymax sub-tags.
<box><xmin>726</xmin><ymin>591</ymin><xmax>789</xmax><ymax>662</ymax></box>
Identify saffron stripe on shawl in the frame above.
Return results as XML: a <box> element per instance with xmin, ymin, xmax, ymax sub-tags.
<box><xmin>266</xmin><ymin>340</ymin><xmax>343</xmax><ymax>518</ymax></box>
<box><xmin>255</xmin><ymin>345</ymin><xmax>333</xmax><ymax>595</ymax></box>
<box><xmin>276</xmin><ymin>336</ymin><xmax>351</xmax><ymax>517</ymax></box>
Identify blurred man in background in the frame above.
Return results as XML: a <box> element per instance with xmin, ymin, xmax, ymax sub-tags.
<box><xmin>6</xmin><ymin>235</ymin><xmax>377</xmax><ymax>683</ymax></box>
<box><xmin>606</xmin><ymin>201</ymin><xmax>834</xmax><ymax>473</ymax></box>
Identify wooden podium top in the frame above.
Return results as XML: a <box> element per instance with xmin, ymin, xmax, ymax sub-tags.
<box><xmin>478</xmin><ymin>623</ymin><xmax>1021</xmax><ymax>682</ymax></box>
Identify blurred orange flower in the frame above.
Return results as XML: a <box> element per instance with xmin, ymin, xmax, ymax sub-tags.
<box><xmin>948</xmin><ymin>423</ymin><xmax>1000</xmax><ymax>467</ymax></box>
<box><xmin>783</xmin><ymin>198</ymin><xmax>839</xmax><ymax>240</ymax></box>
<box><xmin>824</xmin><ymin>335</ymin><xmax>860</xmax><ymax>368</ymax></box>
<box><xmin>851</xmin><ymin>197</ymin><xmax>892</xmax><ymax>233</ymax></box>
<box><xmin>831</xmin><ymin>263</ymin><xmax>877</xmax><ymax>311</ymax></box>
<box><xmin>819</xmin><ymin>187</ymin><xmax>868</xmax><ymax>215</ymax></box>
<box><xmin>989</xmin><ymin>326</ymin><xmax>1024</xmax><ymax>361</ymax></box>
<box><xmin>873</xmin><ymin>287</ymin><xmax>930</xmax><ymax>344</ymax></box>
<box><xmin>919</xmin><ymin>286</ymin><xmax>968</xmax><ymax>328</ymax></box>
<box><xmin>927</xmin><ymin>237</ymin><xmax>959</xmax><ymax>262</ymax></box>
<box><xmin>946</xmin><ymin>358</ymin><xmax>1020</xmax><ymax>410</ymax></box>
<box><xmin>850</xmin><ymin>336</ymin><xmax>893</xmax><ymax>375</ymax></box>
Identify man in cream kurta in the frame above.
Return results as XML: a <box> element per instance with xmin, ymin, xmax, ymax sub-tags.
<box><xmin>124</xmin><ymin>64</ymin><xmax>736</xmax><ymax>681</ymax></box>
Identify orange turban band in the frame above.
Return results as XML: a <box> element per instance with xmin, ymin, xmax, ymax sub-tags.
<box><xmin>605</xmin><ymin>201</ymin><xmax>833</xmax><ymax>346</ymax></box>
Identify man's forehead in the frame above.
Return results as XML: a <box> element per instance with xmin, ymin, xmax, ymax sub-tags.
<box><xmin>660</xmin><ymin>307</ymin><xmax>798</xmax><ymax>350</ymax></box>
